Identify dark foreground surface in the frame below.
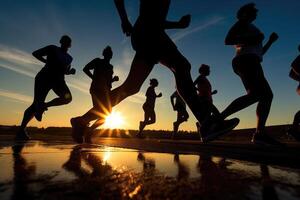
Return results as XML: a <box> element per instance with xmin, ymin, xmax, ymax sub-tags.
<box><xmin>0</xmin><ymin>134</ymin><xmax>300</xmax><ymax>200</ymax></box>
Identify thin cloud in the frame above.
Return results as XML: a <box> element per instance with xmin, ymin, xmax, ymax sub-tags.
<box><xmin>171</xmin><ymin>16</ymin><xmax>224</xmax><ymax>42</ymax></box>
<box><xmin>0</xmin><ymin>45</ymin><xmax>42</xmax><ymax>67</ymax></box>
<box><xmin>0</xmin><ymin>89</ymin><xmax>33</xmax><ymax>104</ymax></box>
<box><xmin>0</xmin><ymin>64</ymin><xmax>35</xmax><ymax>78</ymax></box>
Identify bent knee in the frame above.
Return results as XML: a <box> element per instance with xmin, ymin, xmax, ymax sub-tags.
<box><xmin>63</xmin><ymin>93</ymin><xmax>72</xmax><ymax>104</ymax></box>
<box><xmin>260</xmin><ymin>90</ymin><xmax>273</xmax><ymax>101</ymax></box>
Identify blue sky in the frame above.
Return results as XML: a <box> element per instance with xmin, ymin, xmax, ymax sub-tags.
<box><xmin>0</xmin><ymin>0</ymin><xmax>300</xmax><ymax>131</ymax></box>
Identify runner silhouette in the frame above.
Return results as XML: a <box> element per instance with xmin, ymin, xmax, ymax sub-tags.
<box><xmin>110</xmin><ymin>0</ymin><xmax>239</xmax><ymax>142</ymax></box>
<box><xmin>194</xmin><ymin>64</ymin><xmax>221</xmax><ymax>139</ymax></box>
<box><xmin>170</xmin><ymin>91</ymin><xmax>189</xmax><ymax>138</ymax></box>
<box><xmin>221</xmin><ymin>3</ymin><xmax>282</xmax><ymax>146</ymax></box>
<box><xmin>71</xmin><ymin>46</ymin><xmax>119</xmax><ymax>143</ymax></box>
<box><xmin>16</xmin><ymin>35</ymin><xmax>75</xmax><ymax>140</ymax></box>
<box><xmin>137</xmin><ymin>79</ymin><xmax>162</xmax><ymax>137</ymax></box>
<box><xmin>287</xmin><ymin>45</ymin><xmax>300</xmax><ymax>141</ymax></box>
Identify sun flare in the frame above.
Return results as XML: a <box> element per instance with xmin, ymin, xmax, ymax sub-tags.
<box><xmin>103</xmin><ymin>111</ymin><xmax>125</xmax><ymax>129</ymax></box>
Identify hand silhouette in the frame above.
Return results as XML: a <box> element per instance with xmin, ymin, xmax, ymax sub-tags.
<box><xmin>269</xmin><ymin>32</ymin><xmax>279</xmax><ymax>43</ymax></box>
<box><xmin>113</xmin><ymin>76</ymin><xmax>119</xmax><ymax>82</ymax></box>
<box><xmin>179</xmin><ymin>15</ymin><xmax>191</xmax><ymax>29</ymax></box>
<box><xmin>69</xmin><ymin>68</ymin><xmax>76</xmax><ymax>75</ymax></box>
<box><xmin>157</xmin><ymin>92</ymin><xmax>162</xmax><ymax>97</ymax></box>
<box><xmin>122</xmin><ymin>19</ymin><xmax>133</xmax><ymax>36</ymax></box>
<box><xmin>212</xmin><ymin>90</ymin><xmax>218</xmax><ymax>95</ymax></box>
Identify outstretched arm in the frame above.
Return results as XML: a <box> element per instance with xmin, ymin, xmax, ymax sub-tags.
<box><xmin>32</xmin><ymin>45</ymin><xmax>51</xmax><ymax>63</ymax></box>
<box><xmin>262</xmin><ymin>32</ymin><xmax>278</xmax><ymax>55</ymax></box>
<box><xmin>114</xmin><ymin>0</ymin><xmax>133</xmax><ymax>36</ymax></box>
<box><xmin>165</xmin><ymin>15</ymin><xmax>191</xmax><ymax>29</ymax></box>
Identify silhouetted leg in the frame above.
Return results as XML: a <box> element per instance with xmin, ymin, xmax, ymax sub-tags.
<box><xmin>221</xmin><ymin>56</ymin><xmax>264</xmax><ymax>124</ymax></box>
<box><xmin>221</xmin><ymin>94</ymin><xmax>259</xmax><ymax>119</ymax></box>
<box><xmin>291</xmin><ymin>110</ymin><xmax>300</xmax><ymax>130</ymax></box>
<box><xmin>256</xmin><ymin>81</ymin><xmax>273</xmax><ymax>132</ymax></box>
<box><xmin>173</xmin><ymin>111</ymin><xmax>186</xmax><ymax>135</ymax></box>
<box><xmin>46</xmin><ymin>80</ymin><xmax>72</xmax><ymax>108</ymax></box>
<box><xmin>159</xmin><ymin>48</ymin><xmax>210</xmax><ymax>123</ymax></box>
<box><xmin>90</xmin><ymin>118</ymin><xmax>106</xmax><ymax>131</ymax></box>
<box><xmin>20</xmin><ymin>76</ymin><xmax>50</xmax><ymax>130</ymax></box>
<box><xmin>110</xmin><ymin>53</ymin><xmax>155</xmax><ymax>106</ymax></box>
<box><xmin>176</xmin><ymin>110</ymin><xmax>189</xmax><ymax>126</ymax></box>
<box><xmin>145</xmin><ymin>110</ymin><xmax>156</xmax><ymax>125</ymax></box>
<box><xmin>210</xmin><ymin>103</ymin><xmax>221</xmax><ymax>117</ymax></box>
<box><xmin>20</xmin><ymin>105</ymin><xmax>35</xmax><ymax>130</ymax></box>
<box><xmin>287</xmin><ymin>110</ymin><xmax>300</xmax><ymax>141</ymax></box>
<box><xmin>80</xmin><ymin>92</ymin><xmax>111</xmax><ymax>126</ymax></box>
<box><xmin>89</xmin><ymin>95</ymin><xmax>112</xmax><ymax>131</ymax></box>
<box><xmin>138</xmin><ymin>109</ymin><xmax>149</xmax><ymax>134</ymax></box>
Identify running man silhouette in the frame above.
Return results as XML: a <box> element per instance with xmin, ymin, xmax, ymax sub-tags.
<box><xmin>194</xmin><ymin>64</ymin><xmax>220</xmax><ymax>139</ymax></box>
<box><xmin>16</xmin><ymin>35</ymin><xmax>75</xmax><ymax>140</ymax></box>
<box><xmin>137</xmin><ymin>79</ymin><xmax>162</xmax><ymax>137</ymax></box>
<box><xmin>71</xmin><ymin>46</ymin><xmax>119</xmax><ymax>143</ymax></box>
<box><xmin>108</xmin><ymin>0</ymin><xmax>239</xmax><ymax>142</ymax></box>
<box><xmin>287</xmin><ymin>45</ymin><xmax>300</xmax><ymax>142</ymax></box>
<box><xmin>170</xmin><ymin>91</ymin><xmax>189</xmax><ymax>138</ymax></box>
<box><xmin>194</xmin><ymin>64</ymin><xmax>218</xmax><ymax>103</ymax></box>
<box><xmin>221</xmin><ymin>3</ymin><xmax>281</xmax><ymax>145</ymax></box>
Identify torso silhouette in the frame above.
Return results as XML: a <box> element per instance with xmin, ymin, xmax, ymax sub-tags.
<box><xmin>132</xmin><ymin>0</ymin><xmax>176</xmax><ymax>59</ymax></box>
<box><xmin>292</xmin><ymin>55</ymin><xmax>300</xmax><ymax>73</ymax></box>
<box><xmin>195</xmin><ymin>76</ymin><xmax>212</xmax><ymax>101</ymax></box>
<box><xmin>41</xmin><ymin>45</ymin><xmax>73</xmax><ymax>79</ymax></box>
<box><xmin>88</xmin><ymin>58</ymin><xmax>113</xmax><ymax>93</ymax></box>
<box><xmin>136</xmin><ymin>0</ymin><xmax>170</xmax><ymax>30</ymax></box>
<box><xmin>230</xmin><ymin>22</ymin><xmax>264</xmax><ymax>60</ymax></box>
<box><xmin>144</xmin><ymin>86</ymin><xmax>157</xmax><ymax>109</ymax></box>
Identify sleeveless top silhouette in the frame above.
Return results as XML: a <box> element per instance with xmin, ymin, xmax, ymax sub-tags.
<box><xmin>143</xmin><ymin>86</ymin><xmax>157</xmax><ymax>110</ymax></box>
<box><xmin>39</xmin><ymin>45</ymin><xmax>73</xmax><ymax>79</ymax></box>
<box><xmin>87</xmin><ymin>58</ymin><xmax>114</xmax><ymax>93</ymax></box>
<box><xmin>232</xmin><ymin>22</ymin><xmax>264</xmax><ymax>61</ymax></box>
<box><xmin>195</xmin><ymin>76</ymin><xmax>212</xmax><ymax>102</ymax></box>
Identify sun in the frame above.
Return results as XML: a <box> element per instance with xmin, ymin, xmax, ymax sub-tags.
<box><xmin>103</xmin><ymin>111</ymin><xmax>125</xmax><ymax>129</ymax></box>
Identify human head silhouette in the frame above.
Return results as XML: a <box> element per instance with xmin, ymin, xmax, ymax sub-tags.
<box><xmin>60</xmin><ymin>35</ymin><xmax>72</xmax><ymax>49</ymax></box>
<box><xmin>199</xmin><ymin>64</ymin><xmax>210</xmax><ymax>76</ymax></box>
<box><xmin>237</xmin><ymin>3</ymin><xmax>258</xmax><ymax>23</ymax></box>
<box><xmin>103</xmin><ymin>46</ymin><xmax>113</xmax><ymax>60</ymax></box>
<box><xmin>150</xmin><ymin>78</ymin><xmax>159</xmax><ymax>87</ymax></box>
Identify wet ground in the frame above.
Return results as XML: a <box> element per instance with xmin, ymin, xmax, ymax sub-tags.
<box><xmin>0</xmin><ymin>139</ymin><xmax>300</xmax><ymax>200</ymax></box>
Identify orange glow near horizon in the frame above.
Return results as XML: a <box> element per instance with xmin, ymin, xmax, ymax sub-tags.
<box><xmin>103</xmin><ymin>111</ymin><xmax>125</xmax><ymax>129</ymax></box>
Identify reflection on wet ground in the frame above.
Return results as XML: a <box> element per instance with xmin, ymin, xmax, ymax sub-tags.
<box><xmin>0</xmin><ymin>141</ymin><xmax>300</xmax><ymax>200</ymax></box>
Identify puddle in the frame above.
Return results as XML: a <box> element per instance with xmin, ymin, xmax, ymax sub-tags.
<box><xmin>0</xmin><ymin>141</ymin><xmax>299</xmax><ymax>199</ymax></box>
